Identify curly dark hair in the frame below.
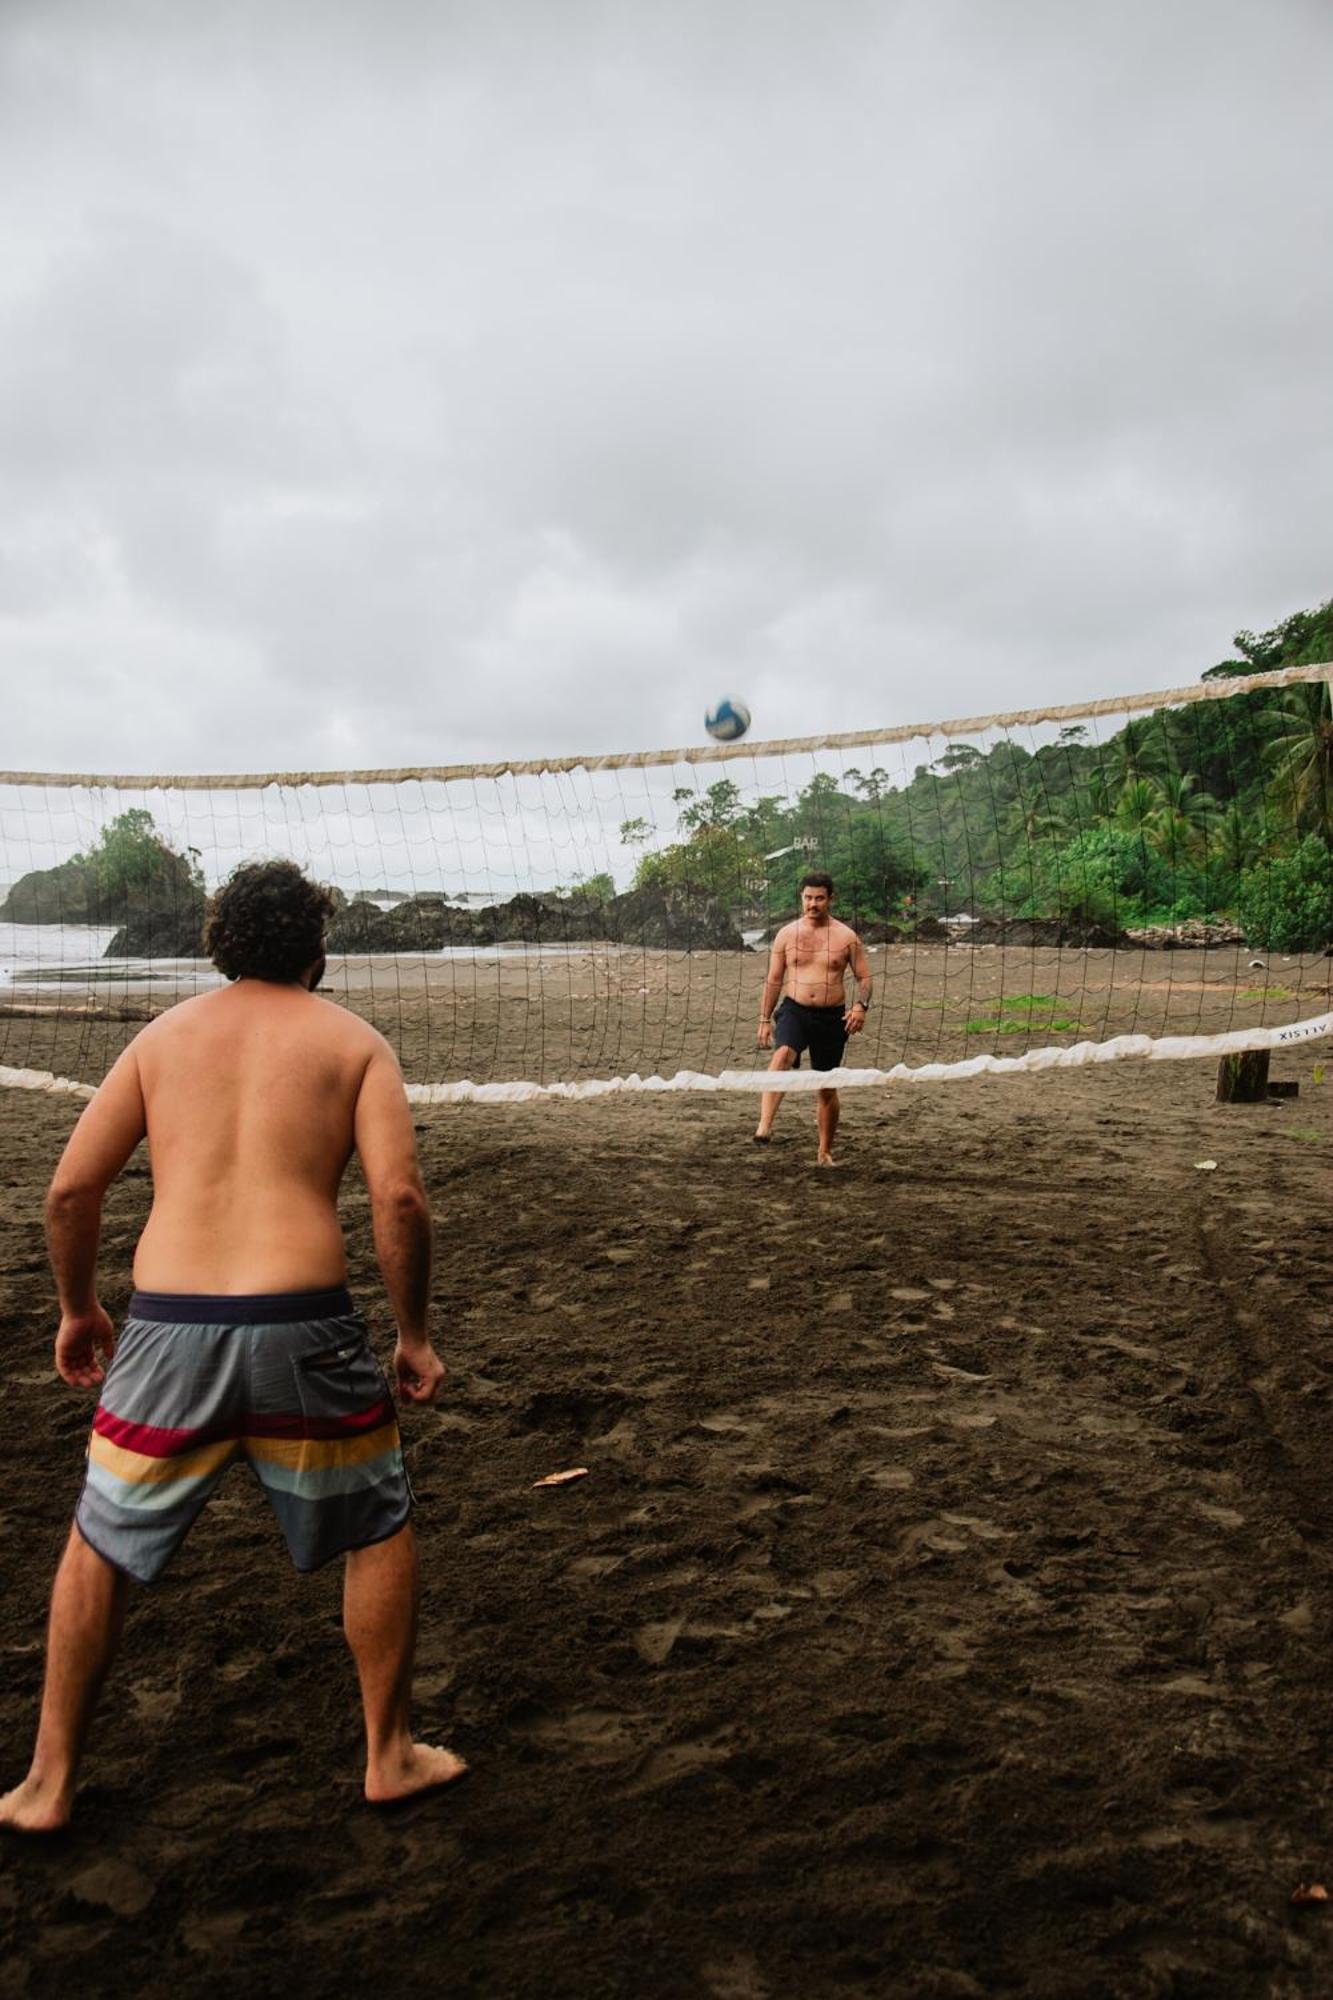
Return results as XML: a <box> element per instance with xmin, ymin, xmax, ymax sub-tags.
<box><xmin>205</xmin><ymin>861</ymin><xmax>337</xmax><ymax>983</ymax></box>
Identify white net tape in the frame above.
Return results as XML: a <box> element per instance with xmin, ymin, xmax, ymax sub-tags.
<box><xmin>6</xmin><ymin>1011</ymin><xmax>1328</xmax><ymax>1108</ymax></box>
<box><xmin>0</xmin><ymin>659</ymin><xmax>1326</xmax><ymax>792</ymax></box>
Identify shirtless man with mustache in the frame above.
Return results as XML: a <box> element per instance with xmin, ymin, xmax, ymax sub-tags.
<box><xmin>754</xmin><ymin>873</ymin><xmax>872</xmax><ymax>1165</ymax></box>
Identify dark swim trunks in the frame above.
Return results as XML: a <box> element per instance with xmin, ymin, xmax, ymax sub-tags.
<box><xmin>75</xmin><ymin>1288</ymin><xmax>411</xmax><ymax>1585</ymax></box>
<box><xmin>772</xmin><ymin>997</ymin><xmax>848</xmax><ymax>1073</ymax></box>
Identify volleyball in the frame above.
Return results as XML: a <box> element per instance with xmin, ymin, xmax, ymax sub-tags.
<box><xmin>704</xmin><ymin>696</ymin><xmax>751</xmax><ymax>742</ymax></box>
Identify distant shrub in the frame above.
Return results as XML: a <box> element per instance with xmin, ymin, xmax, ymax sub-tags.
<box><xmin>1027</xmin><ymin>827</ymin><xmax>1192</xmax><ymax>927</ymax></box>
<box><xmin>1236</xmin><ymin>836</ymin><xmax>1333</xmax><ymax>952</ymax></box>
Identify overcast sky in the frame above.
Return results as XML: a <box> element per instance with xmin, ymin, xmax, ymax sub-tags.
<box><xmin>1</xmin><ymin>0</ymin><xmax>1330</xmax><ymax>779</ymax></box>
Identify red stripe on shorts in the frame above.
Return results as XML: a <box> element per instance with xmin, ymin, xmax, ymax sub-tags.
<box><xmin>93</xmin><ymin>1398</ymin><xmax>396</xmax><ymax>1457</ymax></box>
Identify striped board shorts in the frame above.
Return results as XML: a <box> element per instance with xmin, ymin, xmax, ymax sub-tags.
<box><xmin>75</xmin><ymin>1288</ymin><xmax>412</xmax><ymax>1585</ymax></box>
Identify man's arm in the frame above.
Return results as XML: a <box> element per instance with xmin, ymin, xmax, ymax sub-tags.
<box><xmin>46</xmin><ymin>1042</ymin><xmax>148</xmax><ymax>1385</ymax></box>
<box><xmin>756</xmin><ymin>934</ymin><xmax>787</xmax><ymax>1048</ymax></box>
<box><xmin>353</xmin><ymin>1042</ymin><xmax>444</xmax><ymax>1405</ymax></box>
<box><xmin>843</xmin><ymin>931</ymin><xmax>873</xmax><ymax>1034</ymax></box>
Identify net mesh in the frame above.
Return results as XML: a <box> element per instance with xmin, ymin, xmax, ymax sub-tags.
<box><xmin>2</xmin><ymin>663</ymin><xmax>1330</xmax><ymax>1102</ymax></box>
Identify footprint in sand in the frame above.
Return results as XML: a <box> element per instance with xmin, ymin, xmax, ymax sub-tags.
<box><xmin>512</xmin><ymin>1705</ymin><xmax>641</xmax><ymax>1765</ymax></box>
<box><xmin>701</xmin><ymin>1954</ymin><xmax>770</xmax><ymax>2000</ymax></box>
<box><xmin>635</xmin><ymin>1613</ymin><xmax>689</xmax><ymax>1665</ymax></box>
<box><xmin>629</xmin><ymin>1732</ymin><xmax>736</xmax><ymax>1794</ymax></box>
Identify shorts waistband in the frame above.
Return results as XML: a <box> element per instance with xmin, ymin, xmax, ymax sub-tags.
<box><xmin>127</xmin><ymin>1287</ymin><xmax>355</xmax><ymax>1325</ymax></box>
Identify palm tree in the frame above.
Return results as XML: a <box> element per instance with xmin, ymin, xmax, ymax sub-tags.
<box><xmin>1113</xmin><ymin>778</ymin><xmax>1160</xmax><ymax>838</ymax></box>
<box><xmin>1213</xmin><ymin>802</ymin><xmax>1266</xmax><ymax>880</ymax></box>
<box><xmin>1150</xmin><ymin>771</ymin><xmax>1220</xmax><ymax>866</ymax></box>
<box><xmin>1103</xmin><ymin>715</ymin><xmax>1169</xmax><ymax>790</ymax></box>
<box><xmin>1263</xmin><ymin>682</ymin><xmax>1333</xmax><ymax>837</ymax></box>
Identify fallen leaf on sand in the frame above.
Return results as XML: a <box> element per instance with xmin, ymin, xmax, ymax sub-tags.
<box><xmin>532</xmin><ymin>1467</ymin><xmax>589</xmax><ymax>1488</ymax></box>
<box><xmin>1290</xmin><ymin>1883</ymin><xmax>1328</xmax><ymax>1906</ymax></box>
<box><xmin>1193</xmin><ymin>1160</ymin><xmax>1218</xmax><ymax>1172</ymax></box>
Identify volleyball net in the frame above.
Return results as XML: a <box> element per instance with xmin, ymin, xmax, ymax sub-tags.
<box><xmin>2</xmin><ymin>662</ymin><xmax>1330</xmax><ymax>1104</ymax></box>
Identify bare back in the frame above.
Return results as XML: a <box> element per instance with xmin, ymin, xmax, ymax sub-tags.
<box><xmin>129</xmin><ymin>983</ymin><xmax>382</xmax><ymax>1292</ymax></box>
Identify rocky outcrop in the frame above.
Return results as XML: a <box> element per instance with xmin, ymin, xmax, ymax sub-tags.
<box><xmin>960</xmin><ymin>916</ymin><xmax>1127</xmax><ymax>949</ymax></box>
<box><xmin>104</xmin><ymin>893</ymin><xmax>208</xmax><ymax>959</ymax></box>
<box><xmin>606</xmin><ymin>887</ymin><xmax>744</xmax><ymax>951</ymax></box>
<box><xmin>1</xmin><ymin>858</ymin><xmax>104</xmax><ymax>924</ymax></box>
<box><xmin>326</xmin><ymin>886</ymin><xmax>746</xmax><ymax>954</ymax></box>
<box><xmin>1124</xmin><ymin>921</ymin><xmax>1246</xmax><ymax>949</ymax></box>
<box><xmin>0</xmin><ymin>857</ymin><xmax>208</xmax><ymax>957</ymax></box>
<box><xmin>327</xmin><ymin>895</ymin><xmax>471</xmax><ymax>952</ymax></box>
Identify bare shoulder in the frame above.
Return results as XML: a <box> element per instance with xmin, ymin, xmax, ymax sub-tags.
<box><xmin>772</xmin><ymin>920</ymin><xmax>798</xmax><ymax>946</ymax></box>
<box><xmin>135</xmin><ymin>990</ymin><xmax>221</xmax><ymax>1045</ymax></box>
<box><xmin>832</xmin><ymin>919</ymin><xmax>862</xmax><ymax>950</ymax></box>
<box><xmin>305</xmin><ymin>998</ymin><xmax>399</xmax><ymax>1078</ymax></box>
<box><xmin>315</xmin><ymin>994</ymin><xmax>384</xmax><ymax>1042</ymax></box>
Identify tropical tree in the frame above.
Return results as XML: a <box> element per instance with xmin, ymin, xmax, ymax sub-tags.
<box><xmin>845</xmin><ymin>766</ymin><xmax>891</xmax><ymax>801</ymax></box>
<box><xmin>1212</xmin><ymin>802</ymin><xmax>1267</xmax><ymax>880</ymax></box>
<box><xmin>1263</xmin><ymin>682</ymin><xmax>1333</xmax><ymax>836</ymax></box>
<box><xmin>1102</xmin><ymin>716</ymin><xmax>1168</xmax><ymax>789</ymax></box>
<box><xmin>672</xmin><ymin>779</ymin><xmax>745</xmax><ymax>833</ymax></box>
<box><xmin>1149</xmin><ymin>771</ymin><xmax>1220</xmax><ymax>866</ymax></box>
<box><xmin>1113</xmin><ymin>778</ymin><xmax>1160</xmax><ymax>838</ymax></box>
<box><xmin>83</xmin><ymin>810</ymin><xmax>203</xmax><ymax>898</ymax></box>
<box><xmin>1237</xmin><ymin>835</ymin><xmax>1333</xmax><ymax>952</ymax></box>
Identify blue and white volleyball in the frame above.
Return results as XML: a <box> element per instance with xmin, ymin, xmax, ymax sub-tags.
<box><xmin>704</xmin><ymin>696</ymin><xmax>751</xmax><ymax>743</ymax></box>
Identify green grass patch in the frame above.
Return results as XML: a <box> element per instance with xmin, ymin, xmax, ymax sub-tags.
<box><xmin>964</xmin><ymin>993</ymin><xmax>1079</xmax><ymax>1036</ymax></box>
<box><xmin>1237</xmin><ymin>984</ymin><xmax>1298</xmax><ymax>1002</ymax></box>
<box><xmin>1284</xmin><ymin>1128</ymin><xmax>1323</xmax><ymax>1145</ymax></box>
<box><xmin>967</xmin><ymin>1015</ymin><xmax>1079</xmax><ymax>1036</ymax></box>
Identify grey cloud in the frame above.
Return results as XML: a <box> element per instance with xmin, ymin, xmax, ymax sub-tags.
<box><xmin>0</xmin><ymin>0</ymin><xmax>1330</xmax><ymax>780</ymax></box>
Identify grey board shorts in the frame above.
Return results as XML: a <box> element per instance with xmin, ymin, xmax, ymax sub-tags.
<box><xmin>76</xmin><ymin>1287</ymin><xmax>412</xmax><ymax>1584</ymax></box>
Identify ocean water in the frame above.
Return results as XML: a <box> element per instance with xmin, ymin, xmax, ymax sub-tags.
<box><xmin>0</xmin><ymin>922</ymin><xmax>120</xmax><ymax>981</ymax></box>
<box><xmin>0</xmin><ymin>923</ymin><xmax>642</xmax><ymax>985</ymax></box>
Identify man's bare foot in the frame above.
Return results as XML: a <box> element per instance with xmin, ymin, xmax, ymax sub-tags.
<box><xmin>816</xmin><ymin>1151</ymin><xmax>838</xmax><ymax>1168</ymax></box>
<box><xmin>0</xmin><ymin>1772</ymin><xmax>74</xmax><ymax>1834</ymax></box>
<box><xmin>365</xmin><ymin>1742</ymin><xmax>468</xmax><ymax>1805</ymax></box>
<box><xmin>752</xmin><ymin>1131</ymin><xmax>772</xmax><ymax>1144</ymax></box>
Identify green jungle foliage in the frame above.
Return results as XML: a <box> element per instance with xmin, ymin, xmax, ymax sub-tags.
<box><xmin>81</xmin><ymin>809</ymin><xmax>205</xmax><ymax>900</ymax></box>
<box><xmin>628</xmin><ymin>599</ymin><xmax>1333</xmax><ymax>946</ymax></box>
<box><xmin>1235</xmin><ymin>837</ymin><xmax>1333</xmax><ymax>954</ymax></box>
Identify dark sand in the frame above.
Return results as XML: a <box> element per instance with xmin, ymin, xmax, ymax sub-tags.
<box><xmin>1</xmin><ymin>950</ymin><xmax>1332</xmax><ymax>1997</ymax></box>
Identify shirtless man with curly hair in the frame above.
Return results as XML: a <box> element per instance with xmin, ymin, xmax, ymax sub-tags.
<box><xmin>1</xmin><ymin>860</ymin><xmax>463</xmax><ymax>1831</ymax></box>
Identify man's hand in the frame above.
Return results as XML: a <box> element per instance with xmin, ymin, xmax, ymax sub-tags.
<box><xmin>393</xmin><ymin>1337</ymin><xmax>446</xmax><ymax>1406</ymax></box>
<box><xmin>757</xmin><ymin>1021</ymin><xmax>774</xmax><ymax>1049</ymax></box>
<box><xmin>55</xmin><ymin>1306</ymin><xmax>116</xmax><ymax>1389</ymax></box>
<box><xmin>843</xmin><ymin>1002</ymin><xmax>867</xmax><ymax>1035</ymax></box>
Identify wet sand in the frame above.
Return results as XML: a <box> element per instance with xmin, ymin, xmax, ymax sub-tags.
<box><xmin>1</xmin><ymin>953</ymin><xmax>1332</xmax><ymax>1996</ymax></box>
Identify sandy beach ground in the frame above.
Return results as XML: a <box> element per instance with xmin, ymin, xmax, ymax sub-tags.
<box><xmin>1</xmin><ymin>947</ymin><xmax>1331</xmax><ymax>1997</ymax></box>
<box><xmin>3</xmin><ymin>940</ymin><xmax>1330</xmax><ymax>1090</ymax></box>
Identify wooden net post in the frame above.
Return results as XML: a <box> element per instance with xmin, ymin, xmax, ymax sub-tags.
<box><xmin>1216</xmin><ymin>1050</ymin><xmax>1270</xmax><ymax>1102</ymax></box>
